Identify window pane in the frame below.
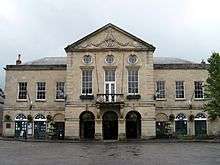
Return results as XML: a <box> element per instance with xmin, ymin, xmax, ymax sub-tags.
<box><xmin>176</xmin><ymin>81</ymin><xmax>184</xmax><ymax>98</ymax></box>
<box><xmin>56</xmin><ymin>82</ymin><xmax>65</xmax><ymax>99</ymax></box>
<box><xmin>156</xmin><ymin>81</ymin><xmax>165</xmax><ymax>98</ymax></box>
<box><xmin>18</xmin><ymin>82</ymin><xmax>27</xmax><ymax>99</ymax></box>
<box><xmin>82</xmin><ymin>70</ymin><xmax>92</xmax><ymax>94</ymax></box>
<box><xmin>37</xmin><ymin>82</ymin><xmax>46</xmax><ymax>100</ymax></box>
<box><xmin>128</xmin><ymin>69</ymin><xmax>138</xmax><ymax>94</ymax></box>
<box><xmin>195</xmin><ymin>81</ymin><xmax>204</xmax><ymax>98</ymax></box>
<box><xmin>105</xmin><ymin>70</ymin><xmax>115</xmax><ymax>81</ymax></box>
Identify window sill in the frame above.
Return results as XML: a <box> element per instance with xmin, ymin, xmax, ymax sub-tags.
<box><xmin>194</xmin><ymin>98</ymin><xmax>205</xmax><ymax>101</ymax></box>
<box><xmin>175</xmin><ymin>98</ymin><xmax>186</xmax><ymax>101</ymax></box>
<box><xmin>35</xmin><ymin>99</ymin><xmax>47</xmax><ymax>102</ymax></box>
<box><xmin>127</xmin><ymin>94</ymin><xmax>141</xmax><ymax>100</ymax></box>
<box><xmin>55</xmin><ymin>99</ymin><xmax>65</xmax><ymax>102</ymax></box>
<box><xmin>80</xmin><ymin>95</ymin><xmax>94</xmax><ymax>100</ymax></box>
<box><xmin>156</xmin><ymin>98</ymin><xmax>167</xmax><ymax>101</ymax></box>
<box><xmin>16</xmin><ymin>99</ymin><xmax>27</xmax><ymax>102</ymax></box>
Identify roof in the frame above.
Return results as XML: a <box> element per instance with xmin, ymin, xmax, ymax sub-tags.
<box><xmin>153</xmin><ymin>57</ymin><xmax>195</xmax><ymax>64</ymax></box>
<box><xmin>22</xmin><ymin>56</ymin><xmax>195</xmax><ymax>65</ymax></box>
<box><xmin>5</xmin><ymin>56</ymin><xmax>207</xmax><ymax>70</ymax></box>
<box><xmin>65</xmin><ymin>23</ymin><xmax>156</xmax><ymax>52</ymax></box>
<box><xmin>23</xmin><ymin>57</ymin><xmax>66</xmax><ymax>65</ymax></box>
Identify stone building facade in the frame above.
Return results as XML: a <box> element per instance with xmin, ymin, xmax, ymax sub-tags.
<box><xmin>2</xmin><ymin>23</ymin><xmax>220</xmax><ymax>140</ymax></box>
<box><xmin>0</xmin><ymin>88</ymin><xmax>4</xmax><ymax>135</ymax></box>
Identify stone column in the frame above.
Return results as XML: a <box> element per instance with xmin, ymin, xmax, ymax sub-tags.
<box><xmin>95</xmin><ymin>119</ymin><xmax>102</xmax><ymax>140</ymax></box>
<box><xmin>141</xmin><ymin>118</ymin><xmax>156</xmax><ymax>139</ymax></box>
<box><xmin>188</xmin><ymin>121</ymin><xmax>194</xmax><ymax>136</ymax></box>
<box><xmin>65</xmin><ymin>119</ymin><xmax>79</xmax><ymax>140</ymax></box>
<box><xmin>118</xmin><ymin>118</ymin><xmax>126</xmax><ymax>141</ymax></box>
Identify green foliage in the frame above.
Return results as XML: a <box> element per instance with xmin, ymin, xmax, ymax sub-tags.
<box><xmin>204</xmin><ymin>52</ymin><xmax>220</xmax><ymax>120</ymax></box>
<box><xmin>169</xmin><ymin>114</ymin><xmax>175</xmax><ymax>122</ymax></box>
<box><xmin>4</xmin><ymin>115</ymin><xmax>11</xmax><ymax>122</ymax></box>
<box><xmin>27</xmin><ymin>115</ymin><xmax>33</xmax><ymax>123</ymax></box>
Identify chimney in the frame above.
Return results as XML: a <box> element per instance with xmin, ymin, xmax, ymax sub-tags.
<box><xmin>16</xmin><ymin>54</ymin><xmax>22</xmax><ymax>65</ymax></box>
<box><xmin>201</xmin><ymin>59</ymin><xmax>206</xmax><ymax>65</ymax></box>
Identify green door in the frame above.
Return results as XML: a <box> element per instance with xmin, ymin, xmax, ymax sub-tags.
<box><xmin>34</xmin><ymin>121</ymin><xmax>46</xmax><ymax>139</ymax></box>
<box><xmin>195</xmin><ymin>120</ymin><xmax>207</xmax><ymax>137</ymax></box>
<box><xmin>175</xmin><ymin>121</ymin><xmax>187</xmax><ymax>135</ymax></box>
<box><xmin>15</xmin><ymin>121</ymin><xmax>27</xmax><ymax>138</ymax></box>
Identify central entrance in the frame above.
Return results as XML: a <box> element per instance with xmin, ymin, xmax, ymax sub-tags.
<box><xmin>102</xmin><ymin>111</ymin><xmax>118</xmax><ymax>140</ymax></box>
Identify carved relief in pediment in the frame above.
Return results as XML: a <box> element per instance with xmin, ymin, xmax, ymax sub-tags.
<box><xmin>75</xmin><ymin>28</ymin><xmax>146</xmax><ymax>49</ymax></box>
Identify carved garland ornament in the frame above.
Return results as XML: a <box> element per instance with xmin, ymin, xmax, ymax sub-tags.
<box><xmin>75</xmin><ymin>28</ymin><xmax>145</xmax><ymax>49</ymax></box>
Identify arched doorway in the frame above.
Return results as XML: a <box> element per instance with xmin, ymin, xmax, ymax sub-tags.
<box><xmin>15</xmin><ymin>114</ymin><xmax>27</xmax><ymax>138</ymax></box>
<box><xmin>126</xmin><ymin>111</ymin><xmax>141</xmax><ymax>139</ymax></box>
<box><xmin>195</xmin><ymin>113</ymin><xmax>207</xmax><ymax>137</ymax></box>
<box><xmin>34</xmin><ymin>114</ymin><xmax>46</xmax><ymax>139</ymax></box>
<box><xmin>80</xmin><ymin>111</ymin><xmax>95</xmax><ymax>139</ymax></box>
<box><xmin>53</xmin><ymin>114</ymin><xmax>65</xmax><ymax>140</ymax></box>
<box><xmin>175</xmin><ymin>113</ymin><xmax>187</xmax><ymax>135</ymax></box>
<box><xmin>156</xmin><ymin>113</ymin><xmax>169</xmax><ymax>138</ymax></box>
<box><xmin>102</xmin><ymin>111</ymin><xmax>118</xmax><ymax>140</ymax></box>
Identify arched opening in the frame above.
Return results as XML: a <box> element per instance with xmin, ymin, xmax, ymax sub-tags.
<box><xmin>102</xmin><ymin>111</ymin><xmax>118</xmax><ymax>140</ymax></box>
<box><xmin>34</xmin><ymin>114</ymin><xmax>46</xmax><ymax>139</ymax></box>
<box><xmin>175</xmin><ymin>113</ymin><xmax>187</xmax><ymax>135</ymax></box>
<box><xmin>126</xmin><ymin>111</ymin><xmax>141</xmax><ymax>139</ymax></box>
<box><xmin>15</xmin><ymin>114</ymin><xmax>27</xmax><ymax>138</ymax></box>
<box><xmin>53</xmin><ymin>113</ymin><xmax>65</xmax><ymax>140</ymax></box>
<box><xmin>80</xmin><ymin>111</ymin><xmax>95</xmax><ymax>139</ymax></box>
<box><xmin>195</xmin><ymin>113</ymin><xmax>207</xmax><ymax>137</ymax></box>
<box><xmin>156</xmin><ymin>113</ymin><xmax>169</xmax><ymax>138</ymax></box>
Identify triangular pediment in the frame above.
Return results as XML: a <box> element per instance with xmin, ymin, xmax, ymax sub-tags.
<box><xmin>65</xmin><ymin>23</ymin><xmax>155</xmax><ymax>52</ymax></box>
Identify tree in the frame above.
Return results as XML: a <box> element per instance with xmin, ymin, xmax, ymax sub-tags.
<box><xmin>204</xmin><ymin>52</ymin><xmax>220</xmax><ymax>120</ymax></box>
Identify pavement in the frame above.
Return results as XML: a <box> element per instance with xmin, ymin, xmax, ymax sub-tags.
<box><xmin>0</xmin><ymin>136</ymin><xmax>220</xmax><ymax>143</ymax></box>
<box><xmin>0</xmin><ymin>140</ymin><xmax>220</xmax><ymax>165</ymax></box>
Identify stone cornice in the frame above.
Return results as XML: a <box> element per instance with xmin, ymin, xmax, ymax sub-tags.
<box><xmin>5</xmin><ymin>64</ymin><xmax>208</xmax><ymax>71</ymax></box>
<box><xmin>5</xmin><ymin>65</ymin><xmax>67</xmax><ymax>71</ymax></box>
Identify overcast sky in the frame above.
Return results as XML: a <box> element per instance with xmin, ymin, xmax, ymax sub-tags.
<box><xmin>0</xmin><ymin>0</ymin><xmax>220</xmax><ymax>89</ymax></box>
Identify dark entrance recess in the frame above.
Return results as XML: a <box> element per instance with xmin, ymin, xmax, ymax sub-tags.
<box><xmin>80</xmin><ymin>111</ymin><xmax>95</xmax><ymax>139</ymax></box>
<box><xmin>126</xmin><ymin>111</ymin><xmax>141</xmax><ymax>139</ymax></box>
<box><xmin>15</xmin><ymin>114</ymin><xmax>27</xmax><ymax>138</ymax></box>
<box><xmin>102</xmin><ymin>111</ymin><xmax>118</xmax><ymax>140</ymax></box>
<box><xmin>15</xmin><ymin>121</ymin><xmax>27</xmax><ymax>138</ymax></box>
<box><xmin>156</xmin><ymin>122</ymin><xmax>167</xmax><ymax>138</ymax></box>
<box><xmin>175</xmin><ymin>113</ymin><xmax>187</xmax><ymax>135</ymax></box>
<box><xmin>34</xmin><ymin>121</ymin><xmax>46</xmax><ymax>139</ymax></box>
<box><xmin>175</xmin><ymin>121</ymin><xmax>187</xmax><ymax>135</ymax></box>
<box><xmin>54</xmin><ymin>122</ymin><xmax>65</xmax><ymax>140</ymax></box>
<box><xmin>34</xmin><ymin>114</ymin><xmax>46</xmax><ymax>139</ymax></box>
<box><xmin>195</xmin><ymin>120</ymin><xmax>207</xmax><ymax>137</ymax></box>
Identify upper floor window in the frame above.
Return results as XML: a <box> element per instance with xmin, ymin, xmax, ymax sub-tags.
<box><xmin>82</xmin><ymin>70</ymin><xmax>92</xmax><ymax>95</ymax></box>
<box><xmin>156</xmin><ymin>81</ymin><xmax>165</xmax><ymax>99</ymax></box>
<box><xmin>128</xmin><ymin>69</ymin><xmax>138</xmax><ymax>94</ymax></box>
<box><xmin>18</xmin><ymin>82</ymin><xmax>27</xmax><ymax>100</ymax></box>
<box><xmin>176</xmin><ymin>81</ymin><xmax>184</xmax><ymax>99</ymax></box>
<box><xmin>56</xmin><ymin>82</ymin><xmax>65</xmax><ymax>100</ymax></box>
<box><xmin>194</xmin><ymin>81</ymin><xmax>204</xmax><ymax>99</ymax></box>
<box><xmin>83</xmin><ymin>55</ymin><xmax>92</xmax><ymax>64</ymax></box>
<box><xmin>128</xmin><ymin>54</ymin><xmax>138</xmax><ymax>64</ymax></box>
<box><xmin>36</xmin><ymin>82</ymin><xmax>46</xmax><ymax>100</ymax></box>
<box><xmin>105</xmin><ymin>69</ymin><xmax>115</xmax><ymax>81</ymax></box>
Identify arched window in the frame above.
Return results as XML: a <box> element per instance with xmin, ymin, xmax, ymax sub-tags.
<box><xmin>195</xmin><ymin>113</ymin><xmax>207</xmax><ymax>120</ymax></box>
<box><xmin>15</xmin><ymin>114</ymin><xmax>27</xmax><ymax>121</ymax></box>
<box><xmin>175</xmin><ymin>113</ymin><xmax>187</xmax><ymax>121</ymax></box>
<box><xmin>34</xmin><ymin>114</ymin><xmax>46</xmax><ymax>121</ymax></box>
